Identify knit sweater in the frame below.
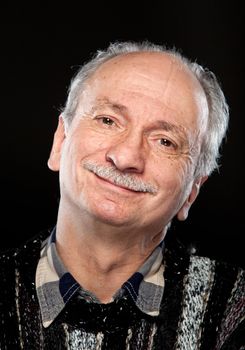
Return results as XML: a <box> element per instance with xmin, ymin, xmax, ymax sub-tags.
<box><xmin>0</xmin><ymin>229</ymin><xmax>244</xmax><ymax>349</ymax></box>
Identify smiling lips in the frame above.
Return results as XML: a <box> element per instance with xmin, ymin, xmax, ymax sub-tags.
<box><xmin>83</xmin><ymin>160</ymin><xmax>158</xmax><ymax>195</ymax></box>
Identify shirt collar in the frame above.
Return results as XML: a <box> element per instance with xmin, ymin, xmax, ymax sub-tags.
<box><xmin>36</xmin><ymin>228</ymin><xmax>165</xmax><ymax>328</ymax></box>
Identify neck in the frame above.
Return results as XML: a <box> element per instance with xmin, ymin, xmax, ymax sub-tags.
<box><xmin>55</xmin><ymin>203</ymin><xmax>166</xmax><ymax>303</ymax></box>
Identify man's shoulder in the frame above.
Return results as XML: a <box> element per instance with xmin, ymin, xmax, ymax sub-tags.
<box><xmin>164</xmin><ymin>234</ymin><xmax>244</xmax><ymax>306</ymax></box>
<box><xmin>163</xmin><ymin>237</ymin><xmax>244</xmax><ymax>349</ymax></box>
<box><xmin>190</xmin><ymin>253</ymin><xmax>244</xmax><ymax>278</ymax></box>
<box><xmin>165</xmin><ymin>233</ymin><xmax>244</xmax><ymax>278</ymax></box>
<box><xmin>0</xmin><ymin>228</ymin><xmax>51</xmax><ymax>268</ymax></box>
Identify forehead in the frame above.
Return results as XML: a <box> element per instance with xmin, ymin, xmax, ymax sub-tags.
<box><xmin>88</xmin><ymin>51</ymin><xmax>202</xmax><ymax>96</ymax></box>
<box><xmin>78</xmin><ymin>52</ymin><xmax>208</xmax><ymax>130</ymax></box>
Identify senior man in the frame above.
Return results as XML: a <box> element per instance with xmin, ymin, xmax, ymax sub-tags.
<box><xmin>0</xmin><ymin>41</ymin><xmax>244</xmax><ymax>349</ymax></box>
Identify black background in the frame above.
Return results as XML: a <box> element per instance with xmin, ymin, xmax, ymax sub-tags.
<box><xmin>1</xmin><ymin>2</ymin><xmax>244</xmax><ymax>267</ymax></box>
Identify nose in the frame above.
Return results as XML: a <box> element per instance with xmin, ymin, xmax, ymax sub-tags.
<box><xmin>105</xmin><ymin>131</ymin><xmax>145</xmax><ymax>173</ymax></box>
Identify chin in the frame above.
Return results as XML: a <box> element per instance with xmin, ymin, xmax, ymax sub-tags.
<box><xmin>88</xmin><ymin>200</ymin><xmax>135</xmax><ymax>227</ymax></box>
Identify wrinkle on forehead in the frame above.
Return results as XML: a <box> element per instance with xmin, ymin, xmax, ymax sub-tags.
<box><xmin>90</xmin><ymin>54</ymin><xmax>205</xmax><ymax>111</ymax></box>
<box><xmin>77</xmin><ymin>52</ymin><xmax>209</xmax><ymax>139</ymax></box>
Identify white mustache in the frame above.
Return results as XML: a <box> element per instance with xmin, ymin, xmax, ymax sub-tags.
<box><xmin>83</xmin><ymin>161</ymin><xmax>158</xmax><ymax>194</ymax></box>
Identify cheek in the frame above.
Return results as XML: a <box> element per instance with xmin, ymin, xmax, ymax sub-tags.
<box><xmin>153</xmin><ymin>157</ymin><xmax>193</xmax><ymax>196</ymax></box>
<box><xmin>60</xmin><ymin>130</ymin><xmax>111</xmax><ymax>186</ymax></box>
<box><xmin>76</xmin><ymin>128</ymin><xmax>113</xmax><ymax>157</ymax></box>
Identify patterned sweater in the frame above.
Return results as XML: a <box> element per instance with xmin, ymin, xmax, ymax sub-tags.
<box><xmin>0</xmin><ymin>229</ymin><xmax>244</xmax><ymax>349</ymax></box>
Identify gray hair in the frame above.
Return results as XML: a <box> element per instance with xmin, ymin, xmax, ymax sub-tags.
<box><xmin>62</xmin><ymin>41</ymin><xmax>229</xmax><ymax>178</ymax></box>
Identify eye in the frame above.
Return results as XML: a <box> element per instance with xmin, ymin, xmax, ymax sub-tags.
<box><xmin>156</xmin><ymin>137</ymin><xmax>179</xmax><ymax>155</ymax></box>
<box><xmin>94</xmin><ymin>115</ymin><xmax>122</xmax><ymax>134</ymax></box>
<box><xmin>160</xmin><ymin>138</ymin><xmax>175</xmax><ymax>148</ymax></box>
<box><xmin>101</xmin><ymin>116</ymin><xmax>114</xmax><ymax>126</ymax></box>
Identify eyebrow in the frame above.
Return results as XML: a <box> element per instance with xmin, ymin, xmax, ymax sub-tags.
<box><xmin>148</xmin><ymin>120</ymin><xmax>187</xmax><ymax>137</ymax></box>
<box><xmin>90</xmin><ymin>98</ymin><xmax>128</xmax><ymax>115</ymax></box>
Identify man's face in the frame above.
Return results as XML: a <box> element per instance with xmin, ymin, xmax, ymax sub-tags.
<box><xmin>51</xmin><ymin>52</ymin><xmax>208</xmax><ymax>233</ymax></box>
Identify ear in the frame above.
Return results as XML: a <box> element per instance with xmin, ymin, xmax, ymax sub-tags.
<box><xmin>177</xmin><ymin>176</ymin><xmax>208</xmax><ymax>221</ymax></box>
<box><xmin>47</xmin><ymin>116</ymin><xmax>66</xmax><ymax>171</ymax></box>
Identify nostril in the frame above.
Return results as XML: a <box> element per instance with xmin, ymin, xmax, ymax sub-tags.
<box><xmin>105</xmin><ymin>152</ymin><xmax>116</xmax><ymax>166</ymax></box>
<box><xmin>124</xmin><ymin>167</ymin><xmax>141</xmax><ymax>174</ymax></box>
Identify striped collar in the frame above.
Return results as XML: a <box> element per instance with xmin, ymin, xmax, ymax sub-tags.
<box><xmin>35</xmin><ymin>229</ymin><xmax>165</xmax><ymax>328</ymax></box>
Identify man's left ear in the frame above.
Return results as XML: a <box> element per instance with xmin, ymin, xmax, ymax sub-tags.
<box><xmin>177</xmin><ymin>176</ymin><xmax>208</xmax><ymax>221</ymax></box>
